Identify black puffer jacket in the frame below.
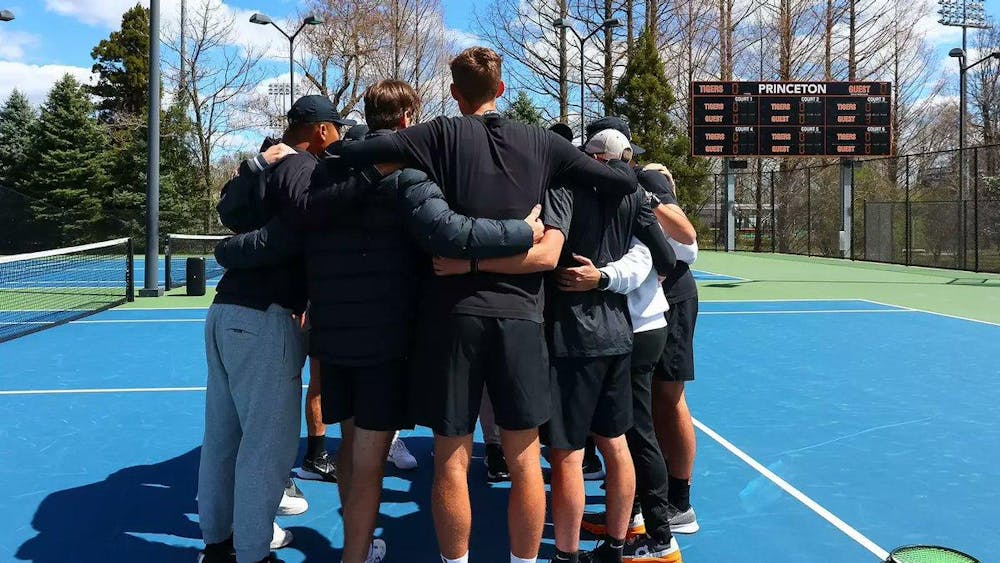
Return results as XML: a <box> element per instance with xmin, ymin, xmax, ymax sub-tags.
<box><xmin>216</xmin><ymin>132</ymin><xmax>535</xmax><ymax>366</ymax></box>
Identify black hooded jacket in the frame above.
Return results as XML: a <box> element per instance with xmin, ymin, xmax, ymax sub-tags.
<box><xmin>215</xmin><ymin>130</ymin><xmax>536</xmax><ymax>366</ymax></box>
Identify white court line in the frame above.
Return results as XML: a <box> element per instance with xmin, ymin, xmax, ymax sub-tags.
<box><xmin>699</xmin><ymin>309</ymin><xmax>913</xmax><ymax>316</ymax></box>
<box><xmin>701</xmin><ymin>298</ymin><xmax>883</xmax><ymax>303</ymax></box>
<box><xmin>0</xmin><ymin>385</ymin><xmax>310</xmax><ymax>396</ymax></box>
<box><xmin>692</xmin><ymin>417</ymin><xmax>890</xmax><ymax>561</ymax></box>
<box><xmin>694</xmin><ymin>268</ymin><xmax>747</xmax><ymax>282</ymax></box>
<box><xmin>859</xmin><ymin>299</ymin><xmax>1000</xmax><ymax>328</ymax></box>
<box><xmin>0</xmin><ymin>319</ymin><xmax>204</xmax><ymax>325</ymax></box>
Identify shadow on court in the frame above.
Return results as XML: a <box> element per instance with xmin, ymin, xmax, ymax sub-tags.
<box><xmin>14</xmin><ymin>436</ymin><xmax>521</xmax><ymax>563</ymax></box>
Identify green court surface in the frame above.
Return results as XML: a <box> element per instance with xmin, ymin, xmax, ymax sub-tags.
<box><xmin>129</xmin><ymin>252</ymin><xmax>1000</xmax><ymax>324</ymax></box>
<box><xmin>694</xmin><ymin>252</ymin><xmax>1000</xmax><ymax>323</ymax></box>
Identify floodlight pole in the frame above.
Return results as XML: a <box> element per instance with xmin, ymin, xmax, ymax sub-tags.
<box><xmin>251</xmin><ymin>15</ymin><xmax>324</xmax><ymax>105</ymax></box>
<box><xmin>140</xmin><ymin>0</ymin><xmax>163</xmax><ymax>297</ymax></box>
<box><xmin>553</xmin><ymin>17</ymin><xmax>621</xmax><ymax>141</ymax></box>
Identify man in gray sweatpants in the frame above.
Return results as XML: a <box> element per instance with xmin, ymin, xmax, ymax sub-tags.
<box><xmin>200</xmin><ymin>304</ymin><xmax>306</xmax><ymax>562</ymax></box>
<box><xmin>198</xmin><ymin>96</ymin><xmax>355</xmax><ymax>563</ymax></box>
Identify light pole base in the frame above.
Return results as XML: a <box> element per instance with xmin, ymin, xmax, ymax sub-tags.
<box><xmin>138</xmin><ymin>287</ymin><xmax>165</xmax><ymax>298</ymax></box>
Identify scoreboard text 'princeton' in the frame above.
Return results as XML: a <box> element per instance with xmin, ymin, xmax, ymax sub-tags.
<box><xmin>690</xmin><ymin>81</ymin><xmax>893</xmax><ymax>158</ymax></box>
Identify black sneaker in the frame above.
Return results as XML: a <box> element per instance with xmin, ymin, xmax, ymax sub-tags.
<box><xmin>197</xmin><ymin>537</ymin><xmax>235</xmax><ymax>563</ymax></box>
<box><xmin>621</xmin><ymin>534</ymin><xmax>682</xmax><ymax>562</ymax></box>
<box><xmin>579</xmin><ymin>539</ymin><xmax>623</xmax><ymax>563</ymax></box>
<box><xmin>295</xmin><ymin>450</ymin><xmax>337</xmax><ymax>483</ymax></box>
<box><xmin>484</xmin><ymin>443</ymin><xmax>510</xmax><ymax>482</ymax></box>
<box><xmin>581</xmin><ymin>510</ymin><xmax>646</xmax><ymax>539</ymax></box>
<box><xmin>582</xmin><ymin>450</ymin><xmax>606</xmax><ymax>481</ymax></box>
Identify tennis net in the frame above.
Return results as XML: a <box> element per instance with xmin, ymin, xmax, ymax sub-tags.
<box><xmin>0</xmin><ymin>238</ymin><xmax>134</xmax><ymax>343</ymax></box>
<box><xmin>165</xmin><ymin>233</ymin><xmax>228</xmax><ymax>291</ymax></box>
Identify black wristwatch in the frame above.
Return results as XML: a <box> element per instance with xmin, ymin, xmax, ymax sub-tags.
<box><xmin>597</xmin><ymin>271</ymin><xmax>610</xmax><ymax>290</ymax></box>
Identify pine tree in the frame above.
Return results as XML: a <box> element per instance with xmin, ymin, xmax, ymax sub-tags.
<box><xmin>502</xmin><ymin>91</ymin><xmax>544</xmax><ymax>126</ymax></box>
<box><xmin>23</xmin><ymin>75</ymin><xmax>109</xmax><ymax>246</ymax></box>
<box><xmin>0</xmin><ymin>89</ymin><xmax>36</xmax><ymax>186</ymax></box>
<box><xmin>87</xmin><ymin>4</ymin><xmax>203</xmax><ymax>240</ymax></box>
<box><xmin>88</xmin><ymin>4</ymin><xmax>150</xmax><ymax>120</ymax></box>
<box><xmin>612</xmin><ymin>31</ymin><xmax>710</xmax><ymax>209</ymax></box>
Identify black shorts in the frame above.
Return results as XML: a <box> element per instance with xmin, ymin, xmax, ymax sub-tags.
<box><xmin>410</xmin><ymin>315</ymin><xmax>551</xmax><ymax>437</ymax></box>
<box><xmin>320</xmin><ymin>359</ymin><xmax>413</xmax><ymax>431</ymax></box>
<box><xmin>655</xmin><ymin>297</ymin><xmax>698</xmax><ymax>382</ymax></box>
<box><xmin>542</xmin><ymin>354</ymin><xmax>633</xmax><ymax>451</ymax></box>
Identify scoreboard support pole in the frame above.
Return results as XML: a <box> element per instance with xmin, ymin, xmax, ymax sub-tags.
<box><xmin>839</xmin><ymin>158</ymin><xmax>853</xmax><ymax>259</ymax></box>
<box><xmin>723</xmin><ymin>158</ymin><xmax>737</xmax><ymax>252</ymax></box>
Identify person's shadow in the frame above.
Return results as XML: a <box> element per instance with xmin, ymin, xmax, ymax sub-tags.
<box><xmin>14</xmin><ymin>437</ymin><xmax>521</xmax><ymax>563</ymax></box>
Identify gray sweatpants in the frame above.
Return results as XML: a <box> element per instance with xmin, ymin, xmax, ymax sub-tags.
<box><xmin>198</xmin><ymin>303</ymin><xmax>306</xmax><ymax>563</ymax></box>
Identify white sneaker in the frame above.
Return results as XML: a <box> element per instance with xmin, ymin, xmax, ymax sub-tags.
<box><xmin>387</xmin><ymin>436</ymin><xmax>418</xmax><ymax>470</ymax></box>
<box><xmin>270</xmin><ymin>522</ymin><xmax>293</xmax><ymax>550</ymax></box>
<box><xmin>277</xmin><ymin>478</ymin><xmax>308</xmax><ymax>516</ymax></box>
<box><xmin>365</xmin><ymin>538</ymin><xmax>387</xmax><ymax>563</ymax></box>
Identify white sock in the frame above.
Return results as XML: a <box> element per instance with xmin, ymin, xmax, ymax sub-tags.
<box><xmin>511</xmin><ymin>554</ymin><xmax>537</xmax><ymax>563</ymax></box>
<box><xmin>441</xmin><ymin>553</ymin><xmax>469</xmax><ymax>563</ymax></box>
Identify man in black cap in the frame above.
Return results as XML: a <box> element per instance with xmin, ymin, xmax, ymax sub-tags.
<box><xmin>198</xmin><ymin>95</ymin><xmax>355</xmax><ymax>563</ymax></box>
<box><xmin>214</xmin><ymin>83</ymin><xmax>542</xmax><ymax>563</ymax></box>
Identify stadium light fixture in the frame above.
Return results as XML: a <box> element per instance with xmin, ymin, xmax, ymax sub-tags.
<box><xmin>249</xmin><ymin>13</ymin><xmax>272</xmax><ymax>25</ymax></box>
<box><xmin>551</xmin><ymin>15</ymin><xmax>623</xmax><ymax>141</ymax></box>
<box><xmin>249</xmin><ymin>13</ymin><xmax>325</xmax><ymax>104</ymax></box>
<box><xmin>0</xmin><ymin>9</ymin><xmax>14</xmax><ymax>22</ymax></box>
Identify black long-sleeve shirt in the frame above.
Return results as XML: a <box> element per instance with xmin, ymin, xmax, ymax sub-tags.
<box><xmin>333</xmin><ymin>114</ymin><xmax>639</xmax><ymax>322</ymax></box>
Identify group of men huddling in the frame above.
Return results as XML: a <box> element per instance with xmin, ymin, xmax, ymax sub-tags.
<box><xmin>197</xmin><ymin>46</ymin><xmax>701</xmax><ymax>563</ymax></box>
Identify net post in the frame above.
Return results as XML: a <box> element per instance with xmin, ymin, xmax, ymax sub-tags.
<box><xmin>164</xmin><ymin>234</ymin><xmax>172</xmax><ymax>291</ymax></box>
<box><xmin>126</xmin><ymin>237</ymin><xmax>135</xmax><ymax>302</ymax></box>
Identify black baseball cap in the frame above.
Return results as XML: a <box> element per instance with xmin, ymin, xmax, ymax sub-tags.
<box><xmin>345</xmin><ymin>124</ymin><xmax>370</xmax><ymax>141</ymax></box>
<box><xmin>548</xmin><ymin>122</ymin><xmax>574</xmax><ymax>143</ymax></box>
<box><xmin>287</xmin><ymin>95</ymin><xmax>356</xmax><ymax>127</ymax></box>
<box><xmin>586</xmin><ymin>116</ymin><xmax>645</xmax><ymax>155</ymax></box>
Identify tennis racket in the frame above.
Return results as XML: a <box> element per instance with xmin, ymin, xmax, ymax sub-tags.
<box><xmin>885</xmin><ymin>545</ymin><xmax>979</xmax><ymax>563</ymax></box>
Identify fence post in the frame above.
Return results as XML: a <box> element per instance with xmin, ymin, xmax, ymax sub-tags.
<box><xmin>713</xmin><ymin>174</ymin><xmax>720</xmax><ymax>251</ymax></box>
<box><xmin>724</xmin><ymin>158</ymin><xmax>736</xmax><ymax>252</ymax></box>
<box><xmin>974</xmin><ymin>147</ymin><xmax>980</xmax><ymax>272</ymax></box>
<box><xmin>807</xmin><ymin>167</ymin><xmax>812</xmax><ymax>256</ymax></box>
<box><xmin>770</xmin><ymin>169</ymin><xmax>776</xmax><ymax>253</ymax></box>
<box><xmin>905</xmin><ymin>155</ymin><xmax>911</xmax><ymax>267</ymax></box>
<box><xmin>839</xmin><ymin>158</ymin><xmax>853</xmax><ymax>259</ymax></box>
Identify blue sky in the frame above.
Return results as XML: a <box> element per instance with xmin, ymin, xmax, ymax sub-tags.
<box><xmin>0</xmin><ymin>0</ymin><xmax>480</xmax><ymax>105</ymax></box>
<box><xmin>0</xmin><ymin>1</ymin><xmax>997</xmax><ymax>109</ymax></box>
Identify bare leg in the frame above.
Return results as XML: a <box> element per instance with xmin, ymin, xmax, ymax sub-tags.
<box><xmin>306</xmin><ymin>358</ymin><xmax>326</xmax><ymax>439</ymax></box>
<box><xmin>337</xmin><ymin>419</ymin><xmax>356</xmax><ymax>512</ymax></box>
<box><xmin>432</xmin><ymin>434</ymin><xmax>473</xmax><ymax>559</ymax></box>
<box><xmin>549</xmin><ymin>447</ymin><xmax>585</xmax><ymax>553</ymax></box>
<box><xmin>500</xmin><ymin>428</ymin><xmax>545</xmax><ymax>559</ymax></box>
<box><xmin>593</xmin><ymin>435</ymin><xmax>636</xmax><ymax>541</ymax></box>
<box><xmin>652</xmin><ymin>382</ymin><xmax>696</xmax><ymax>481</ymax></box>
<box><xmin>341</xmin><ymin>427</ymin><xmax>393</xmax><ymax>563</ymax></box>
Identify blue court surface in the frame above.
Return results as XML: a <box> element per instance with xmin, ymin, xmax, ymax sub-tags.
<box><xmin>1</xmin><ymin>299</ymin><xmax>997</xmax><ymax>562</ymax></box>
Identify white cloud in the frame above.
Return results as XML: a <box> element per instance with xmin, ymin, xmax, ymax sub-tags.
<box><xmin>44</xmin><ymin>0</ymin><xmax>141</xmax><ymax>28</ymax></box>
<box><xmin>446</xmin><ymin>28</ymin><xmax>481</xmax><ymax>50</ymax></box>
<box><xmin>0</xmin><ymin>61</ymin><xmax>95</xmax><ymax>105</ymax></box>
<box><xmin>0</xmin><ymin>29</ymin><xmax>38</xmax><ymax>61</ymax></box>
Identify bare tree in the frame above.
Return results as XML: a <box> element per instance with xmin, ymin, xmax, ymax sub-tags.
<box><xmin>298</xmin><ymin>0</ymin><xmax>384</xmax><ymax>114</ymax></box>
<box><xmin>164</xmin><ymin>0</ymin><xmax>264</xmax><ymax>230</ymax></box>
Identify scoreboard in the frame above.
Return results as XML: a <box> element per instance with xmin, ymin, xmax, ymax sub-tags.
<box><xmin>690</xmin><ymin>82</ymin><xmax>893</xmax><ymax>158</ymax></box>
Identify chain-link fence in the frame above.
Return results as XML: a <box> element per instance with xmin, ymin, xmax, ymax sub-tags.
<box><xmin>704</xmin><ymin>145</ymin><xmax>1000</xmax><ymax>273</ymax></box>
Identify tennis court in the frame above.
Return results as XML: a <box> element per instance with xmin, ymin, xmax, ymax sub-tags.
<box><xmin>1</xmin><ymin>251</ymin><xmax>998</xmax><ymax>562</ymax></box>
